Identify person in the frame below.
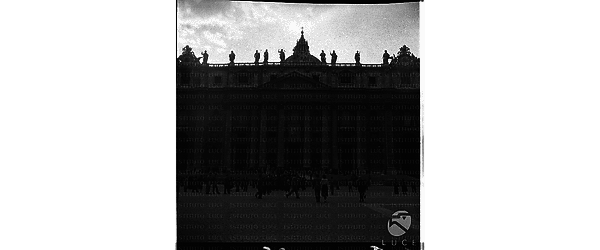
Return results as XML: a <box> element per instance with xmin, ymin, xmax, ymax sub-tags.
<box><xmin>223</xmin><ymin>175</ymin><xmax>232</xmax><ymax>194</ymax></box>
<box><xmin>330</xmin><ymin>50</ymin><xmax>337</xmax><ymax>65</ymax></box>
<box><xmin>189</xmin><ymin>174</ymin><xmax>196</xmax><ymax>193</ymax></box>
<box><xmin>254</xmin><ymin>50</ymin><xmax>260</xmax><ymax>64</ymax></box>
<box><xmin>198</xmin><ymin>175</ymin><xmax>204</xmax><ymax>193</ymax></box>
<box><xmin>266</xmin><ymin>174</ymin><xmax>273</xmax><ymax>195</ymax></box>
<box><xmin>357</xmin><ymin>178</ymin><xmax>367</xmax><ymax>202</ymax></box>
<box><xmin>205</xmin><ymin>175</ymin><xmax>211</xmax><ymax>194</ymax></box>
<box><xmin>320</xmin><ymin>50</ymin><xmax>326</xmax><ymax>63</ymax></box>
<box><xmin>330</xmin><ymin>176</ymin><xmax>335</xmax><ymax>196</ymax></box>
<box><xmin>279</xmin><ymin>49</ymin><xmax>285</xmax><ymax>62</ymax></box>
<box><xmin>194</xmin><ymin>175</ymin><xmax>202</xmax><ymax>193</ymax></box>
<box><xmin>312</xmin><ymin>175</ymin><xmax>321</xmax><ymax>203</ymax></box>
<box><xmin>411</xmin><ymin>181</ymin><xmax>417</xmax><ymax>194</ymax></box>
<box><xmin>393</xmin><ymin>178</ymin><xmax>399</xmax><ymax>195</ymax></box>
<box><xmin>255</xmin><ymin>175</ymin><xmax>265</xmax><ymax>199</ymax></box>
<box><xmin>348</xmin><ymin>178</ymin><xmax>353</xmax><ymax>192</ymax></box>
<box><xmin>401</xmin><ymin>180</ymin><xmax>408</xmax><ymax>195</ymax></box>
<box><xmin>183</xmin><ymin>175</ymin><xmax>189</xmax><ymax>193</ymax></box>
<box><xmin>229</xmin><ymin>50</ymin><xmax>236</xmax><ymax>64</ymax></box>
<box><xmin>320</xmin><ymin>175</ymin><xmax>329</xmax><ymax>203</ymax></box>
<box><xmin>286</xmin><ymin>176</ymin><xmax>300</xmax><ymax>199</ymax></box>
<box><xmin>383</xmin><ymin>50</ymin><xmax>390</xmax><ymax>65</ymax></box>
<box><xmin>211</xmin><ymin>175</ymin><xmax>220</xmax><ymax>195</ymax></box>
<box><xmin>284</xmin><ymin>175</ymin><xmax>292</xmax><ymax>194</ymax></box>
<box><xmin>263</xmin><ymin>49</ymin><xmax>269</xmax><ymax>64</ymax></box>
<box><xmin>202</xmin><ymin>50</ymin><xmax>209</xmax><ymax>64</ymax></box>
<box><xmin>354</xmin><ymin>50</ymin><xmax>361</xmax><ymax>65</ymax></box>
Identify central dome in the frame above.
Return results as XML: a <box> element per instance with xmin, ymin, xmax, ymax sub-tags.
<box><xmin>284</xmin><ymin>29</ymin><xmax>322</xmax><ymax>64</ymax></box>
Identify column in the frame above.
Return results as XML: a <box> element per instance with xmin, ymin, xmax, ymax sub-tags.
<box><xmin>226</xmin><ymin>71</ymin><xmax>231</xmax><ymax>88</ymax></box>
<box><xmin>258</xmin><ymin>109</ymin><xmax>268</xmax><ymax>170</ymax></box>
<box><xmin>249</xmin><ymin>108</ymin><xmax>259</xmax><ymax>169</ymax></box>
<box><xmin>195</xmin><ymin>107</ymin><xmax>206</xmax><ymax>169</ymax></box>
<box><xmin>277</xmin><ymin>106</ymin><xmax>285</xmax><ymax>170</ymax></box>
<box><xmin>200</xmin><ymin>72</ymin><xmax>207</xmax><ymax>88</ymax></box>
<box><xmin>384</xmin><ymin>71</ymin><xmax>392</xmax><ymax>88</ymax></box>
<box><xmin>303</xmin><ymin>109</ymin><xmax>311</xmax><ymax>168</ymax></box>
<box><xmin>331</xmin><ymin>109</ymin><xmax>338</xmax><ymax>170</ymax></box>
<box><xmin>356</xmin><ymin>109</ymin><xmax>364</xmax><ymax>170</ymax></box>
<box><xmin>384</xmin><ymin>108</ymin><xmax>394</xmax><ymax>172</ymax></box>
<box><xmin>321</xmin><ymin>109</ymin><xmax>330</xmax><ymax>169</ymax></box>
<box><xmin>223</xmin><ymin>107</ymin><xmax>232</xmax><ymax>171</ymax></box>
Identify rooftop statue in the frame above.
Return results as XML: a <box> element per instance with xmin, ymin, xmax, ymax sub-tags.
<box><xmin>278</xmin><ymin>49</ymin><xmax>285</xmax><ymax>63</ymax></box>
<box><xmin>201</xmin><ymin>50</ymin><xmax>209</xmax><ymax>65</ymax></box>
<box><xmin>330</xmin><ymin>50</ymin><xmax>337</xmax><ymax>65</ymax></box>
<box><xmin>383</xmin><ymin>50</ymin><xmax>390</xmax><ymax>65</ymax></box>
<box><xmin>391</xmin><ymin>44</ymin><xmax>419</xmax><ymax>67</ymax></box>
<box><xmin>264</xmin><ymin>49</ymin><xmax>269</xmax><ymax>64</ymax></box>
<box><xmin>254</xmin><ymin>50</ymin><xmax>260</xmax><ymax>64</ymax></box>
<box><xmin>183</xmin><ymin>45</ymin><xmax>193</xmax><ymax>55</ymax></box>
<box><xmin>177</xmin><ymin>45</ymin><xmax>201</xmax><ymax>63</ymax></box>
<box><xmin>399</xmin><ymin>45</ymin><xmax>411</xmax><ymax>56</ymax></box>
<box><xmin>229</xmin><ymin>51</ymin><xmax>236</xmax><ymax>64</ymax></box>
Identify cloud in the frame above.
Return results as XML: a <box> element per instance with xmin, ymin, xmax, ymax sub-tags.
<box><xmin>177</xmin><ymin>3</ymin><xmax>269</xmax><ymax>44</ymax></box>
<box><xmin>203</xmin><ymin>31</ymin><xmax>227</xmax><ymax>48</ymax></box>
<box><xmin>177</xmin><ymin>3</ymin><xmax>419</xmax><ymax>63</ymax></box>
<box><xmin>177</xmin><ymin>0</ymin><xmax>232</xmax><ymax>19</ymax></box>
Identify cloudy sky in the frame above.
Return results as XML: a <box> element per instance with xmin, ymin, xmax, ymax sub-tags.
<box><xmin>177</xmin><ymin>1</ymin><xmax>419</xmax><ymax>64</ymax></box>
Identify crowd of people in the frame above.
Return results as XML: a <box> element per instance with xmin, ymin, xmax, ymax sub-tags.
<box><xmin>177</xmin><ymin>170</ymin><xmax>419</xmax><ymax>203</ymax></box>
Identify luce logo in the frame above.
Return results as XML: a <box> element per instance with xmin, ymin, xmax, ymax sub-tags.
<box><xmin>387</xmin><ymin>210</ymin><xmax>411</xmax><ymax>236</ymax></box>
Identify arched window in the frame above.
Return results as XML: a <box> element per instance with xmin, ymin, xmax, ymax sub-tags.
<box><xmin>401</xmin><ymin>73</ymin><xmax>411</xmax><ymax>85</ymax></box>
<box><xmin>339</xmin><ymin>72</ymin><xmax>354</xmax><ymax>87</ymax></box>
<box><xmin>238</xmin><ymin>74</ymin><xmax>249</xmax><ymax>85</ymax></box>
<box><xmin>369</xmin><ymin>76</ymin><xmax>377</xmax><ymax>88</ymax></box>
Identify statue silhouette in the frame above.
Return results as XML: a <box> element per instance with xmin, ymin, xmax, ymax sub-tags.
<box><xmin>330</xmin><ymin>50</ymin><xmax>337</xmax><ymax>65</ymax></box>
<box><xmin>201</xmin><ymin>50</ymin><xmax>209</xmax><ymax>64</ymax></box>
<box><xmin>383</xmin><ymin>50</ymin><xmax>390</xmax><ymax>65</ymax></box>
<box><xmin>263</xmin><ymin>49</ymin><xmax>269</xmax><ymax>64</ymax></box>
<box><xmin>279</xmin><ymin>49</ymin><xmax>285</xmax><ymax>63</ymax></box>
<box><xmin>177</xmin><ymin>45</ymin><xmax>201</xmax><ymax>63</ymax></box>
<box><xmin>229</xmin><ymin>51</ymin><xmax>236</xmax><ymax>64</ymax></box>
<box><xmin>254</xmin><ymin>50</ymin><xmax>260</xmax><ymax>64</ymax></box>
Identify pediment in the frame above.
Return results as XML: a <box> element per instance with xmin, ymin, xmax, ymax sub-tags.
<box><xmin>257</xmin><ymin>71</ymin><xmax>332</xmax><ymax>90</ymax></box>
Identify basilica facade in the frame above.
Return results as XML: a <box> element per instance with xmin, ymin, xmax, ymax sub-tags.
<box><xmin>176</xmin><ymin>31</ymin><xmax>420</xmax><ymax>176</ymax></box>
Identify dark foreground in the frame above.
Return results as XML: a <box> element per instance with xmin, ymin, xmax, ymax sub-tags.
<box><xmin>177</xmin><ymin>185</ymin><xmax>420</xmax><ymax>250</ymax></box>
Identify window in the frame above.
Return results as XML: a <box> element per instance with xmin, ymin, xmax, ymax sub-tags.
<box><xmin>238</xmin><ymin>75</ymin><xmax>249</xmax><ymax>85</ymax></box>
<box><xmin>340</xmin><ymin>74</ymin><xmax>352</xmax><ymax>87</ymax></box>
<box><xmin>214</xmin><ymin>76</ymin><xmax>222</xmax><ymax>84</ymax></box>
<box><xmin>401</xmin><ymin>74</ymin><xmax>411</xmax><ymax>85</ymax></box>
<box><xmin>369</xmin><ymin>77</ymin><xmax>377</xmax><ymax>88</ymax></box>
<box><xmin>312</xmin><ymin>75</ymin><xmax>320</xmax><ymax>82</ymax></box>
